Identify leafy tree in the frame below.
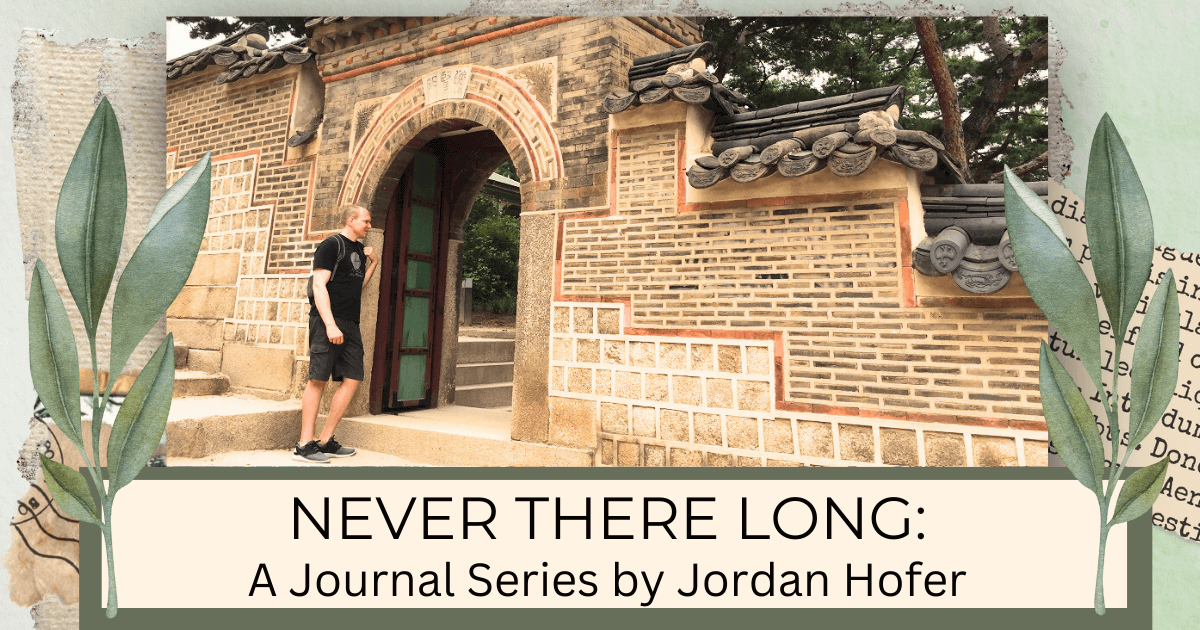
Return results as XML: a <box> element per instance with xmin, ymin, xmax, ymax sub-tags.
<box><xmin>462</xmin><ymin>161</ymin><xmax>521</xmax><ymax>314</ymax></box>
<box><xmin>170</xmin><ymin>17</ymin><xmax>308</xmax><ymax>42</ymax></box>
<box><xmin>703</xmin><ymin>17</ymin><xmax>1048</xmax><ymax>183</ymax></box>
<box><xmin>462</xmin><ymin>198</ymin><xmax>520</xmax><ymax>314</ymax></box>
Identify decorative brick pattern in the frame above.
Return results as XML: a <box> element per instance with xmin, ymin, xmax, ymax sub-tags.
<box><xmin>558</xmin><ymin>302</ymin><xmax>1045</xmax><ymax>467</ymax></box>
<box><xmin>561</xmin><ymin>178</ymin><xmax>1045</xmax><ymax>424</ymax></box>
<box><xmin>224</xmin><ymin>275</ymin><xmax>311</xmax><ymax>356</ymax></box>
<box><xmin>165</xmin><ymin>67</ymin><xmax>315</xmax><ymax>274</ymax></box>
<box><xmin>338</xmin><ymin>66</ymin><xmax>563</xmax><ymax>209</ymax></box>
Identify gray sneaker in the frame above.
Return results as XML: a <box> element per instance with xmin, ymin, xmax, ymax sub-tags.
<box><xmin>318</xmin><ymin>436</ymin><xmax>356</xmax><ymax>458</ymax></box>
<box><xmin>293</xmin><ymin>440</ymin><xmax>331</xmax><ymax>463</ymax></box>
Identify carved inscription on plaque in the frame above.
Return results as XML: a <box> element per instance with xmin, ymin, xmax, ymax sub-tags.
<box><xmin>423</xmin><ymin>67</ymin><xmax>471</xmax><ymax>104</ymax></box>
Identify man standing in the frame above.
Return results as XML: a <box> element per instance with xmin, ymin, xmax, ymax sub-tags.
<box><xmin>295</xmin><ymin>204</ymin><xmax>379</xmax><ymax>463</ymax></box>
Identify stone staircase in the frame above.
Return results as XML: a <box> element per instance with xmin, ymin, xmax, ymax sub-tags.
<box><xmin>163</xmin><ymin>333</ymin><xmax>591</xmax><ymax>466</ymax></box>
<box><xmin>454</xmin><ymin>336</ymin><xmax>515</xmax><ymax>409</ymax></box>
<box><xmin>171</xmin><ymin>342</ymin><xmax>230</xmax><ymax>398</ymax></box>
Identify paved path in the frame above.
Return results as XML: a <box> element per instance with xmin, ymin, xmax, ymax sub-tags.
<box><xmin>169</xmin><ymin>448</ymin><xmax>429</xmax><ymax>467</ymax></box>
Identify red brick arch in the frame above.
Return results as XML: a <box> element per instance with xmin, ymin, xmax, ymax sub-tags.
<box><xmin>337</xmin><ymin>66</ymin><xmax>563</xmax><ymax>212</ymax></box>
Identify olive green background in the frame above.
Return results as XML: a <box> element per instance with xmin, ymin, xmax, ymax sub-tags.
<box><xmin>0</xmin><ymin>1</ymin><xmax>1197</xmax><ymax>628</ymax></box>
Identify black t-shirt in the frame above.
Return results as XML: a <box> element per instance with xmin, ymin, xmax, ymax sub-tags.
<box><xmin>309</xmin><ymin>234</ymin><xmax>367</xmax><ymax>323</ymax></box>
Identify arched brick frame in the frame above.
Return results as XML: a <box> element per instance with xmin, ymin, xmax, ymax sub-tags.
<box><xmin>336</xmin><ymin>67</ymin><xmax>564</xmax><ymax>444</ymax></box>
<box><xmin>338</xmin><ymin>66</ymin><xmax>563</xmax><ymax>211</ymax></box>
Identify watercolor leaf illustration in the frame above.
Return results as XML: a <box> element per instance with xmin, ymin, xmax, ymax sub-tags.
<box><xmin>30</xmin><ymin>97</ymin><xmax>211</xmax><ymax>618</ymax></box>
<box><xmin>1004</xmin><ymin>114</ymin><xmax>1174</xmax><ymax>614</ymax></box>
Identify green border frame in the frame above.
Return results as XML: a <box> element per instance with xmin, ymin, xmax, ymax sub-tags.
<box><xmin>80</xmin><ymin>467</ymin><xmax>1151</xmax><ymax>628</ymax></box>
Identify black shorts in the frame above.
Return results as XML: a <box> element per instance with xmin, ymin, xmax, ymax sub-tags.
<box><xmin>308</xmin><ymin>316</ymin><xmax>364</xmax><ymax>382</ymax></box>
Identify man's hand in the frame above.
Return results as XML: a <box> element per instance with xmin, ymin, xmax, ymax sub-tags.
<box><xmin>361</xmin><ymin>246</ymin><xmax>380</xmax><ymax>286</ymax></box>
<box><xmin>327</xmin><ymin>322</ymin><xmax>344</xmax><ymax>345</ymax></box>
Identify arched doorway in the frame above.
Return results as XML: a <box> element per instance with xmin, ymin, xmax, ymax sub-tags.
<box><xmin>368</xmin><ymin>127</ymin><xmax>515</xmax><ymax>412</ymax></box>
<box><xmin>337</xmin><ymin>67</ymin><xmax>564</xmax><ymax>433</ymax></box>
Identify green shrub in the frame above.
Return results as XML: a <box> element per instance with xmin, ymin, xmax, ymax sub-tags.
<box><xmin>462</xmin><ymin>194</ymin><xmax>520</xmax><ymax>314</ymax></box>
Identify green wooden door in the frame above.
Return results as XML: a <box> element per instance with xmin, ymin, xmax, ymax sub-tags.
<box><xmin>383</xmin><ymin>151</ymin><xmax>443</xmax><ymax>409</ymax></box>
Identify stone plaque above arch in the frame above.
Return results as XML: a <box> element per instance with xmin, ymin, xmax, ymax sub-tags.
<box><xmin>422</xmin><ymin>66</ymin><xmax>471</xmax><ymax>103</ymax></box>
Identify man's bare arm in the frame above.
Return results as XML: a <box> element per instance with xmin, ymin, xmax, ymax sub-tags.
<box><xmin>311</xmin><ymin>268</ymin><xmax>343</xmax><ymax>344</ymax></box>
<box><xmin>361</xmin><ymin>245</ymin><xmax>380</xmax><ymax>287</ymax></box>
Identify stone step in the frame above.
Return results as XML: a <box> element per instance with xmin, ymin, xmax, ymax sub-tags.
<box><xmin>167</xmin><ymin>394</ymin><xmax>302</xmax><ymax>457</ymax></box>
<box><xmin>455</xmin><ymin>361</ymin><xmax>514</xmax><ymax>386</ymax></box>
<box><xmin>173</xmin><ymin>371</ymin><xmax>229</xmax><ymax>398</ymax></box>
<box><xmin>173</xmin><ymin>343</ymin><xmax>189</xmax><ymax>369</ymax></box>
<box><xmin>459</xmin><ymin>327</ymin><xmax>515</xmax><ymax>340</ymax></box>
<box><xmin>455</xmin><ymin>382</ymin><xmax>513</xmax><ymax>409</ymax></box>
<box><xmin>166</xmin><ymin>398</ymin><xmax>591</xmax><ymax>466</ymax></box>
<box><xmin>457</xmin><ymin>338</ymin><xmax>514</xmax><ymax>364</ymax></box>
<box><xmin>332</xmin><ymin>407</ymin><xmax>591</xmax><ymax>466</ymax></box>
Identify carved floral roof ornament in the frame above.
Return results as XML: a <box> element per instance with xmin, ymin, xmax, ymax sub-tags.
<box><xmin>915</xmin><ymin>182</ymin><xmax>1050</xmax><ymax>294</ymax></box>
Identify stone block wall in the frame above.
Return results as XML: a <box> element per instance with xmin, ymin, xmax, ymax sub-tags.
<box><xmin>554</xmin><ymin>303</ymin><xmax>1049</xmax><ymax>467</ymax></box>
<box><xmin>166</xmin><ymin>66</ymin><xmax>316</xmax><ymax>392</ymax></box>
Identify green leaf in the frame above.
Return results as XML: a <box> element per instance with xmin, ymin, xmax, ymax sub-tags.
<box><xmin>108</xmin><ymin>153</ymin><xmax>211</xmax><ymax>378</ymax></box>
<box><xmin>1040</xmin><ymin>342</ymin><xmax>1106</xmax><ymax>496</ymax></box>
<box><xmin>28</xmin><ymin>260</ymin><xmax>84</xmax><ymax>451</ymax></box>
<box><xmin>55</xmin><ymin>97</ymin><xmax>127</xmax><ymax>338</ymax></box>
<box><xmin>1085</xmin><ymin>114</ymin><xmax>1155</xmax><ymax>344</ymax></box>
<box><xmin>39</xmin><ymin>454</ymin><xmax>100</xmax><ymax>526</ymax></box>
<box><xmin>1111</xmin><ymin>458</ymin><xmax>1170</xmax><ymax>525</ymax></box>
<box><xmin>1005</xmin><ymin>167</ymin><xmax>1104</xmax><ymax>393</ymax></box>
<box><xmin>107</xmin><ymin>336</ymin><xmax>174</xmax><ymax>497</ymax></box>
<box><xmin>1128</xmin><ymin>269</ymin><xmax>1180</xmax><ymax>451</ymax></box>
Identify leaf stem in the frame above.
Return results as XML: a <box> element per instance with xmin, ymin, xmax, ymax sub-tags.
<box><xmin>90</xmin><ymin>337</ymin><xmax>102</xmax><ymax>465</ymax></box>
<box><xmin>101</xmin><ymin>508</ymin><xmax>118</xmax><ymax>618</ymax></box>
<box><xmin>1095</xmin><ymin>519</ymin><xmax>1109</xmax><ymax>615</ymax></box>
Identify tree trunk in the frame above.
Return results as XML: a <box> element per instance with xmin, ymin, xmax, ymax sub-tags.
<box><xmin>914</xmin><ymin>17</ymin><xmax>970</xmax><ymax>182</ymax></box>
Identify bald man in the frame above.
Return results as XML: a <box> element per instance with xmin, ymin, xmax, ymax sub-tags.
<box><xmin>295</xmin><ymin>204</ymin><xmax>378</xmax><ymax>463</ymax></box>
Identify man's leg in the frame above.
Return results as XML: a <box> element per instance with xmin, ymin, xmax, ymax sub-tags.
<box><xmin>318</xmin><ymin>378</ymin><xmax>360</xmax><ymax>443</ymax></box>
<box><xmin>299</xmin><ymin>379</ymin><xmax>327</xmax><ymax>444</ymax></box>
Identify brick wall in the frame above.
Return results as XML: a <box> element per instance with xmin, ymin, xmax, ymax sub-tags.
<box><xmin>166</xmin><ymin>66</ymin><xmax>318</xmax><ymax>388</ymax></box>
<box><xmin>548</xmin><ymin>105</ymin><xmax>1049</xmax><ymax>467</ymax></box>
<box><xmin>167</xmin><ymin>68</ymin><xmax>314</xmax><ymax>271</ymax></box>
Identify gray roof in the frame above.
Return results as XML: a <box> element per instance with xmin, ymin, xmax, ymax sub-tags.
<box><xmin>167</xmin><ymin>24</ymin><xmax>312</xmax><ymax>85</ymax></box>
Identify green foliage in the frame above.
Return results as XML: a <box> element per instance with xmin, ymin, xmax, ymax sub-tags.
<box><xmin>1112</xmin><ymin>458</ymin><xmax>1170</xmax><ymax>526</ymax></box>
<box><xmin>106</xmin><ymin>337</ymin><xmax>176</xmax><ymax>497</ymax></box>
<box><xmin>39</xmin><ymin>455</ymin><xmax>100</xmax><ymax>526</ymax></box>
<box><xmin>109</xmin><ymin>153</ymin><xmax>211</xmax><ymax>378</ymax></box>
<box><xmin>1004</xmin><ymin>117</ymin><xmax>1171</xmax><ymax>615</ymax></box>
<box><xmin>55</xmin><ymin>98</ymin><xmax>126</xmax><ymax>337</ymax></box>
<box><xmin>703</xmin><ymin>17</ymin><xmax>1048</xmax><ymax>182</ymax></box>
<box><xmin>1005</xmin><ymin>167</ymin><xmax>1103</xmax><ymax>393</ymax></box>
<box><xmin>30</xmin><ymin>98</ymin><xmax>211</xmax><ymax>617</ymax></box>
<box><xmin>1085</xmin><ymin>115</ymin><xmax>1155</xmax><ymax>341</ymax></box>
<box><xmin>463</xmin><ymin>164</ymin><xmax>520</xmax><ymax>314</ymax></box>
<box><xmin>170</xmin><ymin>17</ymin><xmax>307</xmax><ymax>42</ymax></box>
<box><xmin>463</xmin><ymin>176</ymin><xmax>521</xmax><ymax>314</ymax></box>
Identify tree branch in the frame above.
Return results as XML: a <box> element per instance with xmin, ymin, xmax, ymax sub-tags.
<box><xmin>981</xmin><ymin>17</ymin><xmax>1012</xmax><ymax>60</ymax></box>
<box><xmin>987</xmin><ymin>151</ymin><xmax>1049</xmax><ymax>182</ymax></box>
<box><xmin>961</xmin><ymin>31</ymin><xmax>1049</xmax><ymax>157</ymax></box>
<box><xmin>914</xmin><ymin>17</ymin><xmax>969</xmax><ymax>179</ymax></box>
